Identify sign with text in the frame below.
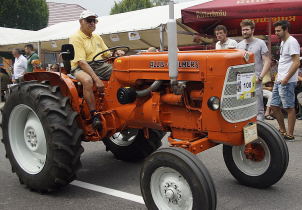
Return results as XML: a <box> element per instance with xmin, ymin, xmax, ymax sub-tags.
<box><xmin>237</xmin><ymin>73</ymin><xmax>256</xmax><ymax>100</ymax></box>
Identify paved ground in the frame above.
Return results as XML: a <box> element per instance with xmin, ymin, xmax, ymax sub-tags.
<box><xmin>0</xmin><ymin>103</ymin><xmax>302</xmax><ymax>209</ymax></box>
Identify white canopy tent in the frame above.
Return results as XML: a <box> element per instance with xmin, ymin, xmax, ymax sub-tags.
<box><xmin>0</xmin><ymin>0</ymin><xmax>212</xmax><ymax>52</ymax></box>
<box><xmin>0</xmin><ymin>27</ymin><xmax>36</xmax><ymax>52</ymax></box>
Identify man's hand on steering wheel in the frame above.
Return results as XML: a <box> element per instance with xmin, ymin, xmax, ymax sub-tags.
<box><xmin>113</xmin><ymin>49</ymin><xmax>125</xmax><ymax>57</ymax></box>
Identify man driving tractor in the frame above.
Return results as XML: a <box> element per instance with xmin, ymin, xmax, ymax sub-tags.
<box><xmin>69</xmin><ymin>10</ymin><xmax>124</xmax><ymax>130</ymax></box>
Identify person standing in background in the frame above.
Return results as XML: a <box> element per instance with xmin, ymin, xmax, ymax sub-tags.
<box><xmin>50</xmin><ymin>63</ymin><xmax>60</xmax><ymax>72</ymax></box>
<box><xmin>12</xmin><ymin>48</ymin><xmax>27</xmax><ymax>83</ymax></box>
<box><xmin>296</xmin><ymin>59</ymin><xmax>302</xmax><ymax>120</ymax></box>
<box><xmin>237</xmin><ymin>19</ymin><xmax>271</xmax><ymax>121</ymax></box>
<box><xmin>24</xmin><ymin>44</ymin><xmax>39</xmax><ymax>72</ymax></box>
<box><xmin>271</xmin><ymin>20</ymin><xmax>300</xmax><ymax>141</ymax></box>
<box><xmin>214</xmin><ymin>25</ymin><xmax>237</xmax><ymax>49</ymax></box>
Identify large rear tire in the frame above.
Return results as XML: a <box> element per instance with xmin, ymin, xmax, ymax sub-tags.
<box><xmin>1</xmin><ymin>81</ymin><xmax>84</xmax><ymax>192</ymax></box>
<box><xmin>140</xmin><ymin>147</ymin><xmax>217</xmax><ymax>210</ymax></box>
<box><xmin>103</xmin><ymin>129</ymin><xmax>164</xmax><ymax>161</ymax></box>
<box><xmin>223</xmin><ymin>121</ymin><xmax>289</xmax><ymax>188</ymax></box>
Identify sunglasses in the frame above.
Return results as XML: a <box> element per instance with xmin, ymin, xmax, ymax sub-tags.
<box><xmin>245</xmin><ymin>43</ymin><xmax>249</xmax><ymax>51</ymax></box>
<box><xmin>85</xmin><ymin>18</ymin><xmax>98</xmax><ymax>24</ymax></box>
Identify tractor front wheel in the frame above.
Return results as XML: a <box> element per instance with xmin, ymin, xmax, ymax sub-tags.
<box><xmin>140</xmin><ymin>147</ymin><xmax>217</xmax><ymax>210</ymax></box>
<box><xmin>223</xmin><ymin>121</ymin><xmax>289</xmax><ymax>188</ymax></box>
<box><xmin>2</xmin><ymin>81</ymin><xmax>83</xmax><ymax>192</ymax></box>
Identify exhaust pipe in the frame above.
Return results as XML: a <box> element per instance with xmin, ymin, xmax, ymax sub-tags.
<box><xmin>167</xmin><ymin>1</ymin><xmax>178</xmax><ymax>87</ymax></box>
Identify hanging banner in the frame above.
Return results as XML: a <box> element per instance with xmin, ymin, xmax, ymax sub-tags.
<box><xmin>128</xmin><ymin>31</ymin><xmax>140</xmax><ymax>41</ymax></box>
<box><xmin>51</xmin><ymin>41</ymin><xmax>57</xmax><ymax>48</ymax></box>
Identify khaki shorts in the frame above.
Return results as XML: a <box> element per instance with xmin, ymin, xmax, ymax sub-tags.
<box><xmin>71</xmin><ymin>61</ymin><xmax>112</xmax><ymax>81</ymax></box>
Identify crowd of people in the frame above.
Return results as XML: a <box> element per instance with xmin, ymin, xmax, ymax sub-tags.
<box><xmin>209</xmin><ymin>20</ymin><xmax>301</xmax><ymax>141</ymax></box>
<box><xmin>0</xmin><ymin>44</ymin><xmax>62</xmax><ymax>97</ymax></box>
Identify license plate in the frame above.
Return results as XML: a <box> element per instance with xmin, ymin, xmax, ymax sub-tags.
<box><xmin>237</xmin><ymin>73</ymin><xmax>256</xmax><ymax>100</ymax></box>
<box><xmin>243</xmin><ymin>123</ymin><xmax>258</xmax><ymax>145</ymax></box>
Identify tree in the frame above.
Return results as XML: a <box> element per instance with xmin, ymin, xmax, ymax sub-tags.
<box><xmin>110</xmin><ymin>0</ymin><xmax>153</xmax><ymax>15</ymax></box>
<box><xmin>0</xmin><ymin>0</ymin><xmax>48</xmax><ymax>30</ymax></box>
<box><xmin>151</xmin><ymin>0</ymin><xmax>170</xmax><ymax>6</ymax></box>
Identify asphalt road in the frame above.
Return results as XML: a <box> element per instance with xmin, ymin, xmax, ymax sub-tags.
<box><xmin>0</xmin><ymin>114</ymin><xmax>302</xmax><ymax>210</ymax></box>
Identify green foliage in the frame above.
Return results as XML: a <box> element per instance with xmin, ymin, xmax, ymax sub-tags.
<box><xmin>110</xmin><ymin>0</ymin><xmax>153</xmax><ymax>15</ymax></box>
<box><xmin>0</xmin><ymin>0</ymin><xmax>48</xmax><ymax>30</ymax></box>
<box><xmin>151</xmin><ymin>0</ymin><xmax>170</xmax><ymax>6</ymax></box>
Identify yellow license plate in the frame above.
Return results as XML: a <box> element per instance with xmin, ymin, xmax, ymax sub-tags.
<box><xmin>243</xmin><ymin>123</ymin><xmax>258</xmax><ymax>145</ymax></box>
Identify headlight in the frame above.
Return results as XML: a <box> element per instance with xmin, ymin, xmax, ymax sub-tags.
<box><xmin>207</xmin><ymin>96</ymin><xmax>220</xmax><ymax>110</ymax></box>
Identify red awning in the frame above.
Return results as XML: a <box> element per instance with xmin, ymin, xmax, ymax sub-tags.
<box><xmin>181</xmin><ymin>0</ymin><xmax>302</xmax><ymax>36</ymax></box>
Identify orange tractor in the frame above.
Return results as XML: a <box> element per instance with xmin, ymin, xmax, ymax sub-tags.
<box><xmin>1</xmin><ymin>5</ymin><xmax>288</xmax><ymax>209</ymax></box>
<box><xmin>1</xmin><ymin>45</ymin><xmax>289</xmax><ymax>209</ymax></box>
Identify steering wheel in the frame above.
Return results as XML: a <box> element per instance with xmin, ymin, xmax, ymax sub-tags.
<box><xmin>92</xmin><ymin>46</ymin><xmax>130</xmax><ymax>63</ymax></box>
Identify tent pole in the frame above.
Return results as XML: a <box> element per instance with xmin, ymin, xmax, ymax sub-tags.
<box><xmin>268</xmin><ymin>18</ymin><xmax>272</xmax><ymax>58</ymax></box>
<box><xmin>37</xmin><ymin>41</ymin><xmax>41</xmax><ymax>58</ymax></box>
<box><xmin>160</xmin><ymin>24</ymin><xmax>165</xmax><ymax>51</ymax></box>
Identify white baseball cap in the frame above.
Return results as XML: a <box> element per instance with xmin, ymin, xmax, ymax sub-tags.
<box><xmin>80</xmin><ymin>10</ymin><xmax>98</xmax><ymax>19</ymax></box>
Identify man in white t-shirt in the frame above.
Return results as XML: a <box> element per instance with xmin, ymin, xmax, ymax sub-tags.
<box><xmin>271</xmin><ymin>20</ymin><xmax>300</xmax><ymax>141</ymax></box>
<box><xmin>12</xmin><ymin>48</ymin><xmax>27</xmax><ymax>83</ymax></box>
<box><xmin>214</xmin><ymin>25</ymin><xmax>237</xmax><ymax>49</ymax></box>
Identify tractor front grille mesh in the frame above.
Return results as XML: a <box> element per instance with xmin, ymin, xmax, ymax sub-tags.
<box><xmin>221</xmin><ymin>64</ymin><xmax>257</xmax><ymax>123</ymax></box>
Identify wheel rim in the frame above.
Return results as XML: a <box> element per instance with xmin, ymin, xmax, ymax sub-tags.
<box><xmin>150</xmin><ymin>167</ymin><xmax>193</xmax><ymax>210</ymax></box>
<box><xmin>109</xmin><ymin>129</ymin><xmax>138</xmax><ymax>146</ymax></box>
<box><xmin>232</xmin><ymin>138</ymin><xmax>271</xmax><ymax>176</ymax></box>
<box><xmin>9</xmin><ymin>104</ymin><xmax>47</xmax><ymax>175</ymax></box>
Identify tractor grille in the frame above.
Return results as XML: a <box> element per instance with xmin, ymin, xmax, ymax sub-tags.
<box><xmin>221</xmin><ymin>63</ymin><xmax>257</xmax><ymax>123</ymax></box>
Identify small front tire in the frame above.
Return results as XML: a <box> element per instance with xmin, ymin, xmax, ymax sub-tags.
<box><xmin>140</xmin><ymin>147</ymin><xmax>217</xmax><ymax>210</ymax></box>
<box><xmin>223</xmin><ymin>121</ymin><xmax>289</xmax><ymax>188</ymax></box>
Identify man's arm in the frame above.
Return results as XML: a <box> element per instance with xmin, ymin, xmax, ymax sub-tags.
<box><xmin>258</xmin><ymin>53</ymin><xmax>271</xmax><ymax>83</ymax></box>
<box><xmin>78</xmin><ymin>60</ymin><xmax>98</xmax><ymax>79</ymax></box>
<box><xmin>281</xmin><ymin>54</ymin><xmax>300</xmax><ymax>85</ymax></box>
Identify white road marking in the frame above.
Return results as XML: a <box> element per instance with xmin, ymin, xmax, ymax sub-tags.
<box><xmin>71</xmin><ymin>180</ymin><xmax>145</xmax><ymax>205</ymax></box>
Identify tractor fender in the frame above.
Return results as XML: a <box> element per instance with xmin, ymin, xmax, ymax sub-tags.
<box><xmin>24</xmin><ymin>72</ymin><xmax>81</xmax><ymax>112</ymax></box>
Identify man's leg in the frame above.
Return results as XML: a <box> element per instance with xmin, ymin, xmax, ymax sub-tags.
<box><xmin>286</xmin><ymin>108</ymin><xmax>296</xmax><ymax>136</ymax></box>
<box><xmin>297</xmin><ymin>92</ymin><xmax>302</xmax><ymax>105</ymax></box>
<box><xmin>270</xmin><ymin>83</ymin><xmax>286</xmax><ymax>133</ymax></box>
<box><xmin>74</xmin><ymin>70</ymin><xmax>102</xmax><ymax>130</ymax></box>
<box><xmin>256</xmin><ymin>83</ymin><xmax>265</xmax><ymax>121</ymax></box>
<box><xmin>263</xmin><ymin>89</ymin><xmax>273</xmax><ymax>118</ymax></box>
<box><xmin>90</xmin><ymin>62</ymin><xmax>112</xmax><ymax>81</ymax></box>
<box><xmin>271</xmin><ymin>105</ymin><xmax>286</xmax><ymax>133</ymax></box>
<box><xmin>281</xmin><ymin>82</ymin><xmax>297</xmax><ymax>138</ymax></box>
<box><xmin>74</xmin><ymin>70</ymin><xmax>95</xmax><ymax>110</ymax></box>
<box><xmin>297</xmin><ymin>92</ymin><xmax>302</xmax><ymax>120</ymax></box>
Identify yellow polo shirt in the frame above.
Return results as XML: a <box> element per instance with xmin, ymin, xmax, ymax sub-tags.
<box><xmin>69</xmin><ymin>30</ymin><xmax>110</xmax><ymax>69</ymax></box>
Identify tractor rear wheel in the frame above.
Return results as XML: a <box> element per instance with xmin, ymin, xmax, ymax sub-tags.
<box><xmin>103</xmin><ymin>129</ymin><xmax>164</xmax><ymax>161</ymax></box>
<box><xmin>223</xmin><ymin>121</ymin><xmax>289</xmax><ymax>188</ymax></box>
<box><xmin>1</xmin><ymin>81</ymin><xmax>83</xmax><ymax>192</ymax></box>
<box><xmin>140</xmin><ymin>147</ymin><xmax>217</xmax><ymax>210</ymax></box>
